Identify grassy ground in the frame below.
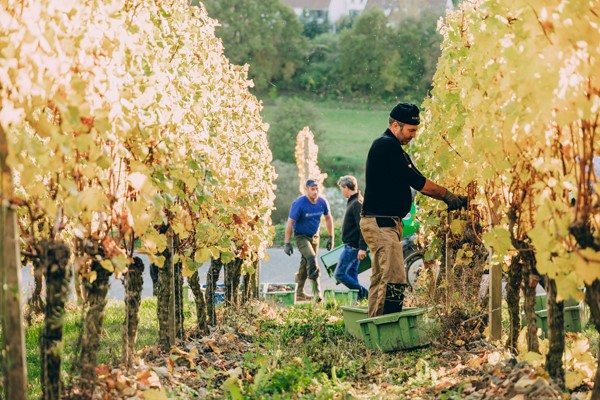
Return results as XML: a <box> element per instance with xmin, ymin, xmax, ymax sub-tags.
<box><xmin>18</xmin><ymin>295</ymin><xmax>596</xmax><ymax>399</ymax></box>
<box><xmin>24</xmin><ymin>299</ymin><xmax>196</xmax><ymax>399</ymax></box>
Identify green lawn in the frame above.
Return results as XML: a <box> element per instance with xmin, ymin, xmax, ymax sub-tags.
<box><xmin>261</xmin><ymin>98</ymin><xmax>393</xmax><ymax>182</ymax></box>
<box><xmin>317</xmin><ymin>105</ymin><xmax>389</xmax><ymax>165</ymax></box>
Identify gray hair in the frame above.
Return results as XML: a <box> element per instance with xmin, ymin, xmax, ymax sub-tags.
<box><xmin>388</xmin><ymin>117</ymin><xmax>404</xmax><ymax>129</ymax></box>
<box><xmin>337</xmin><ymin>175</ymin><xmax>357</xmax><ymax>191</ymax></box>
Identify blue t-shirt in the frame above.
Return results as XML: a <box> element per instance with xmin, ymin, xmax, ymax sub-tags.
<box><xmin>289</xmin><ymin>196</ymin><xmax>330</xmax><ymax>236</ymax></box>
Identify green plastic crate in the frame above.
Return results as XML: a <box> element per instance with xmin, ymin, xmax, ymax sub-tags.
<box><xmin>358</xmin><ymin>307</ymin><xmax>432</xmax><ymax>352</ymax></box>
<box><xmin>264</xmin><ymin>282</ymin><xmax>297</xmax><ymax>306</ymax></box>
<box><xmin>324</xmin><ymin>289</ymin><xmax>359</xmax><ymax>306</ymax></box>
<box><xmin>264</xmin><ymin>291</ymin><xmax>296</xmax><ymax>306</ymax></box>
<box><xmin>534</xmin><ymin>294</ymin><xmax>579</xmax><ymax>311</ymax></box>
<box><xmin>523</xmin><ymin>306</ymin><xmax>582</xmax><ymax>338</ymax></box>
<box><xmin>320</xmin><ymin>203</ymin><xmax>419</xmax><ymax>279</ymax></box>
<box><xmin>266</xmin><ymin>282</ymin><xmax>296</xmax><ymax>292</ymax></box>
<box><xmin>340</xmin><ymin>305</ymin><xmax>369</xmax><ymax>339</ymax></box>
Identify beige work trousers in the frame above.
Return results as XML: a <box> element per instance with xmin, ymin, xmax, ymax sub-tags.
<box><xmin>359</xmin><ymin>216</ymin><xmax>406</xmax><ymax>317</ymax></box>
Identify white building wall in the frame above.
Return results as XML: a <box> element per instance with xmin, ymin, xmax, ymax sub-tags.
<box><xmin>328</xmin><ymin>0</ymin><xmax>347</xmax><ymax>23</ymax></box>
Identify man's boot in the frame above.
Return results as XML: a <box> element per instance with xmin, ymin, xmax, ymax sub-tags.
<box><xmin>310</xmin><ymin>279</ymin><xmax>323</xmax><ymax>303</ymax></box>
<box><xmin>382</xmin><ymin>283</ymin><xmax>407</xmax><ymax>315</ymax></box>
<box><xmin>295</xmin><ymin>272</ymin><xmax>312</xmax><ymax>301</ymax></box>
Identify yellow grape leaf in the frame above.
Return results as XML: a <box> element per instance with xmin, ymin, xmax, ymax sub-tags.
<box><xmin>574</xmin><ymin>248</ymin><xmax>600</xmax><ymax>285</ymax></box>
<box><xmin>514</xmin><ymin>377</ymin><xmax>539</xmax><ymax>389</ymax></box>
<box><xmin>100</xmin><ymin>259</ymin><xmax>115</xmax><ymax>273</ymax></box>
<box><xmin>482</xmin><ymin>226</ymin><xmax>512</xmax><ymax>256</ymax></box>
<box><xmin>149</xmin><ymin>254</ymin><xmax>166</xmax><ymax>269</ymax></box>
<box><xmin>81</xmin><ymin>164</ymin><xmax>97</xmax><ymax>180</ymax></box>
<box><xmin>172</xmin><ymin>222</ymin><xmax>186</xmax><ymax>237</ymax></box>
<box><xmin>181</xmin><ymin>260</ymin><xmax>196</xmax><ymax>278</ymax></box>
<box><xmin>79</xmin><ymin>187</ymin><xmax>108</xmax><ymax>212</ymax></box>
<box><xmin>128</xmin><ymin>201</ymin><xmax>153</xmax><ymax>236</ymax></box>
<box><xmin>141</xmin><ymin>230</ymin><xmax>167</xmax><ymax>254</ymax></box>
<box><xmin>95</xmin><ymin>156</ymin><xmax>112</xmax><ymax>170</ymax></box>
<box><xmin>565</xmin><ymin>371</ymin><xmax>586</xmax><ymax>390</ymax></box>
<box><xmin>220</xmin><ymin>250</ymin><xmax>235</xmax><ymax>264</ymax></box>
<box><xmin>111</xmin><ymin>254</ymin><xmax>129</xmax><ymax>274</ymax></box>
<box><xmin>209</xmin><ymin>247</ymin><xmax>220</xmax><ymax>260</ymax></box>
<box><xmin>556</xmin><ymin>273</ymin><xmax>584</xmax><ymax>302</ymax></box>
<box><xmin>142</xmin><ymin>388</ymin><xmax>168</xmax><ymax>400</ymax></box>
<box><xmin>519</xmin><ymin>351</ymin><xmax>545</xmax><ymax>367</ymax></box>
<box><xmin>88</xmin><ymin>270</ymin><xmax>97</xmax><ymax>284</ymax></box>
<box><xmin>450</xmin><ymin>219</ymin><xmax>466</xmax><ymax>236</ymax></box>
<box><xmin>75</xmin><ymin>133</ymin><xmax>93</xmax><ymax>152</ymax></box>
<box><xmin>194</xmin><ymin>248</ymin><xmax>211</xmax><ymax>264</ymax></box>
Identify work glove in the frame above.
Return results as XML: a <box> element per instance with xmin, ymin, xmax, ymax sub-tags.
<box><xmin>443</xmin><ymin>190</ymin><xmax>468</xmax><ymax>211</ymax></box>
<box><xmin>284</xmin><ymin>243</ymin><xmax>293</xmax><ymax>256</ymax></box>
<box><xmin>325</xmin><ymin>237</ymin><xmax>333</xmax><ymax>251</ymax></box>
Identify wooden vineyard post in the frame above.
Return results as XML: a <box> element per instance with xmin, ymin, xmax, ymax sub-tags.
<box><xmin>167</xmin><ymin>231</ymin><xmax>176</xmax><ymax>346</ymax></box>
<box><xmin>1</xmin><ymin>206</ymin><xmax>28</xmax><ymax>399</ymax></box>
<box><xmin>0</xmin><ymin>124</ymin><xmax>28</xmax><ymax>399</ymax></box>
<box><xmin>489</xmin><ymin>246</ymin><xmax>502</xmax><ymax>341</ymax></box>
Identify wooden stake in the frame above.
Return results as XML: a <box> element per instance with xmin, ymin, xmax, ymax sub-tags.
<box><xmin>489</xmin><ymin>246</ymin><xmax>502</xmax><ymax>341</ymax></box>
<box><xmin>167</xmin><ymin>231</ymin><xmax>176</xmax><ymax>346</ymax></box>
<box><xmin>1</xmin><ymin>206</ymin><xmax>28</xmax><ymax>399</ymax></box>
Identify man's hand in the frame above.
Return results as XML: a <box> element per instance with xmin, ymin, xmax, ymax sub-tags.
<box><xmin>358</xmin><ymin>249</ymin><xmax>367</xmax><ymax>261</ymax></box>
<box><xmin>284</xmin><ymin>243</ymin><xmax>293</xmax><ymax>256</ymax></box>
<box><xmin>443</xmin><ymin>190</ymin><xmax>468</xmax><ymax>211</ymax></box>
<box><xmin>325</xmin><ymin>237</ymin><xmax>333</xmax><ymax>251</ymax></box>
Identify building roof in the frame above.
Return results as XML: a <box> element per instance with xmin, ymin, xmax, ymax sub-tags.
<box><xmin>365</xmin><ymin>0</ymin><xmax>449</xmax><ymax>19</ymax></box>
<box><xmin>281</xmin><ymin>0</ymin><xmax>332</xmax><ymax>10</ymax></box>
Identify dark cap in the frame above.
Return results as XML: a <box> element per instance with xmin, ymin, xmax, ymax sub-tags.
<box><xmin>390</xmin><ymin>103</ymin><xmax>420</xmax><ymax>125</ymax></box>
<box><xmin>305</xmin><ymin>179</ymin><xmax>318</xmax><ymax>187</ymax></box>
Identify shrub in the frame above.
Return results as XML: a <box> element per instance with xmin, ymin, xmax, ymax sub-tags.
<box><xmin>266</xmin><ymin>97</ymin><xmax>323</xmax><ymax>163</ymax></box>
<box><xmin>272</xmin><ymin>160</ymin><xmax>301</xmax><ymax>225</ymax></box>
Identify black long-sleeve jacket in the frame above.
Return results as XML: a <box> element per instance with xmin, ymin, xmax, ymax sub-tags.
<box><xmin>362</xmin><ymin>129</ymin><xmax>426</xmax><ymax>218</ymax></box>
<box><xmin>342</xmin><ymin>193</ymin><xmax>367</xmax><ymax>251</ymax></box>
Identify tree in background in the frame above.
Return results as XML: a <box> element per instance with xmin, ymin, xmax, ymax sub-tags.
<box><xmin>300</xmin><ymin>9</ymin><xmax>331</xmax><ymax>38</ymax></box>
<box><xmin>199</xmin><ymin>0</ymin><xmax>308</xmax><ymax>94</ymax></box>
<box><xmin>339</xmin><ymin>8</ymin><xmax>395</xmax><ymax>97</ymax></box>
<box><xmin>385</xmin><ymin>9</ymin><xmax>443</xmax><ymax>103</ymax></box>
<box><xmin>271</xmin><ymin>160</ymin><xmax>300</xmax><ymax>224</ymax></box>
<box><xmin>295</xmin><ymin>33</ymin><xmax>342</xmax><ymax>96</ymax></box>
<box><xmin>334</xmin><ymin>14</ymin><xmax>357</xmax><ymax>32</ymax></box>
<box><xmin>266</xmin><ymin>97</ymin><xmax>322</xmax><ymax>163</ymax></box>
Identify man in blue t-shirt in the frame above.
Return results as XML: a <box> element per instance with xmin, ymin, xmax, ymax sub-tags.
<box><xmin>284</xmin><ymin>179</ymin><xmax>335</xmax><ymax>302</ymax></box>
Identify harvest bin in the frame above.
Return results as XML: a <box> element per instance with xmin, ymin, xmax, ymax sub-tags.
<box><xmin>534</xmin><ymin>307</ymin><xmax>582</xmax><ymax>338</ymax></box>
<box><xmin>324</xmin><ymin>289</ymin><xmax>359</xmax><ymax>306</ymax></box>
<box><xmin>340</xmin><ymin>305</ymin><xmax>368</xmax><ymax>339</ymax></box>
<box><xmin>264</xmin><ymin>283</ymin><xmax>297</xmax><ymax>306</ymax></box>
<box><xmin>358</xmin><ymin>307</ymin><xmax>433</xmax><ymax>352</ymax></box>
<box><xmin>521</xmin><ymin>294</ymin><xmax>582</xmax><ymax>338</ymax></box>
<box><xmin>522</xmin><ymin>305</ymin><xmax>582</xmax><ymax>338</ymax></box>
<box><xmin>320</xmin><ymin>202</ymin><xmax>420</xmax><ymax>279</ymax></box>
<box><xmin>533</xmin><ymin>294</ymin><xmax>579</xmax><ymax>311</ymax></box>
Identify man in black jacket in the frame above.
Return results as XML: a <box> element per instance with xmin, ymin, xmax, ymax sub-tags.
<box><xmin>333</xmin><ymin>176</ymin><xmax>368</xmax><ymax>300</ymax></box>
<box><xmin>361</xmin><ymin>102</ymin><xmax>467</xmax><ymax>317</ymax></box>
